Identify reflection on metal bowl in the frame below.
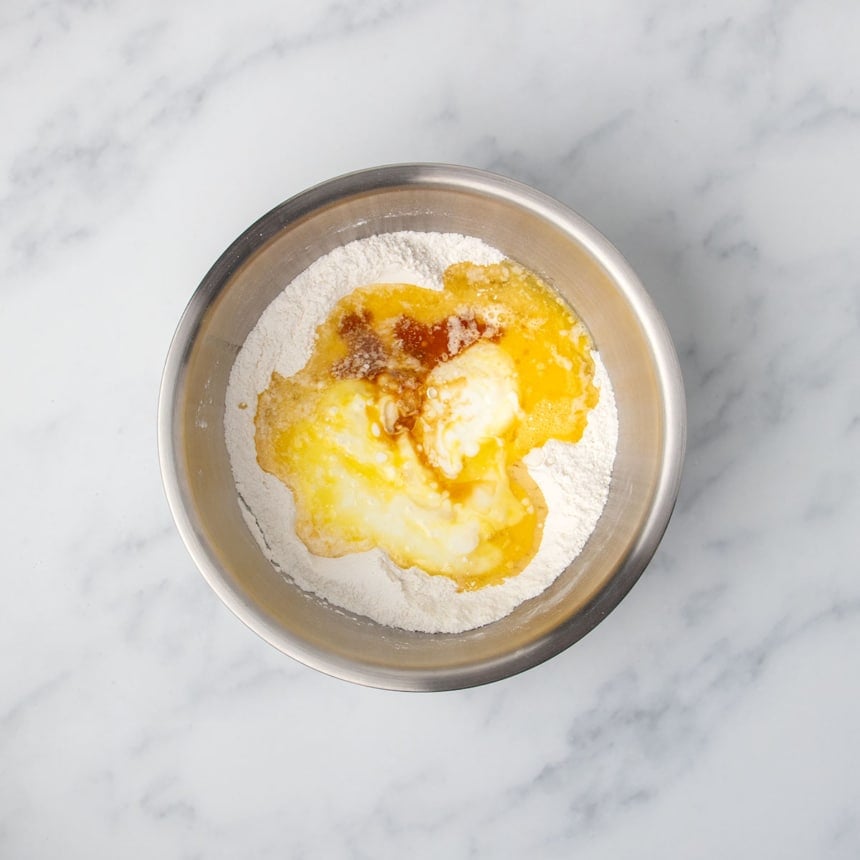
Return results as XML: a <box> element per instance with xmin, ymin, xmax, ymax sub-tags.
<box><xmin>158</xmin><ymin>164</ymin><xmax>686</xmax><ymax>691</ymax></box>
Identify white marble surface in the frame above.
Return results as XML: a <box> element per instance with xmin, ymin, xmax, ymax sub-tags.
<box><xmin>2</xmin><ymin>1</ymin><xmax>859</xmax><ymax>856</ymax></box>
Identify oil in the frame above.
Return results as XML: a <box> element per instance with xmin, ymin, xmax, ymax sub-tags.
<box><xmin>254</xmin><ymin>261</ymin><xmax>598</xmax><ymax>591</ymax></box>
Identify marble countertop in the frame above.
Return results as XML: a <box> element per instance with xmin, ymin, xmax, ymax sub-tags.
<box><xmin>3</xmin><ymin>1</ymin><xmax>859</xmax><ymax>857</ymax></box>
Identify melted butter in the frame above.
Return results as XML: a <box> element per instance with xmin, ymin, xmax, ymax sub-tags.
<box><xmin>254</xmin><ymin>261</ymin><xmax>598</xmax><ymax>591</ymax></box>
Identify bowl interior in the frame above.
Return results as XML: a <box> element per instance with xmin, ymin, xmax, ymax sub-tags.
<box><xmin>161</xmin><ymin>166</ymin><xmax>684</xmax><ymax>690</ymax></box>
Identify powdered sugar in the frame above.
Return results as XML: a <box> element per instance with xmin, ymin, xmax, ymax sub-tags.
<box><xmin>224</xmin><ymin>231</ymin><xmax>618</xmax><ymax>633</ymax></box>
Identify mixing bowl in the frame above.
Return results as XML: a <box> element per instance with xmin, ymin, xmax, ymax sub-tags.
<box><xmin>158</xmin><ymin>163</ymin><xmax>685</xmax><ymax>691</ymax></box>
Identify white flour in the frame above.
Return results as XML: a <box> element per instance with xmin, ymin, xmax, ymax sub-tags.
<box><xmin>224</xmin><ymin>231</ymin><xmax>618</xmax><ymax>633</ymax></box>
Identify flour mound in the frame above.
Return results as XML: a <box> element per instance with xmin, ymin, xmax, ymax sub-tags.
<box><xmin>224</xmin><ymin>231</ymin><xmax>618</xmax><ymax>633</ymax></box>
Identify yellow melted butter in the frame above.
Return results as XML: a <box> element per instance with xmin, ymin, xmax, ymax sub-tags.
<box><xmin>254</xmin><ymin>261</ymin><xmax>599</xmax><ymax>591</ymax></box>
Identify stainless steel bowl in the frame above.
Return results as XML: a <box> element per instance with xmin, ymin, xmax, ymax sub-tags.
<box><xmin>158</xmin><ymin>164</ymin><xmax>685</xmax><ymax>691</ymax></box>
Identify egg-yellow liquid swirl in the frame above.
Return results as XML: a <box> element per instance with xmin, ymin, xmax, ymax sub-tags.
<box><xmin>254</xmin><ymin>261</ymin><xmax>598</xmax><ymax>591</ymax></box>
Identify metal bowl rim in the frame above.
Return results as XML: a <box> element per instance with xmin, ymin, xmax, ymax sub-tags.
<box><xmin>157</xmin><ymin>162</ymin><xmax>686</xmax><ymax>691</ymax></box>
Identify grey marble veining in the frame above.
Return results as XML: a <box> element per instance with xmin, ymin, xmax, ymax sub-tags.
<box><xmin>2</xmin><ymin>1</ymin><xmax>859</xmax><ymax>857</ymax></box>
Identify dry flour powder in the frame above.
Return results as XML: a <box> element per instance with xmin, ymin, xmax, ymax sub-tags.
<box><xmin>224</xmin><ymin>231</ymin><xmax>618</xmax><ymax>633</ymax></box>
